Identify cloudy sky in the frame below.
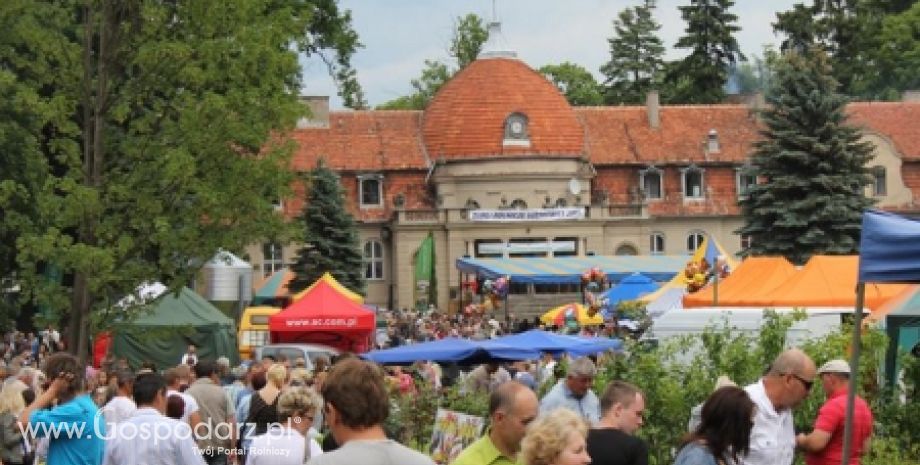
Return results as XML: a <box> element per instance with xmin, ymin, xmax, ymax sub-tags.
<box><xmin>301</xmin><ymin>0</ymin><xmax>799</xmax><ymax>109</ymax></box>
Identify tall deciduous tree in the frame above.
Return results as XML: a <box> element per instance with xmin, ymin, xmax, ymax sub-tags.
<box><xmin>601</xmin><ymin>0</ymin><xmax>665</xmax><ymax>104</ymax></box>
<box><xmin>377</xmin><ymin>13</ymin><xmax>488</xmax><ymax>110</ymax></box>
<box><xmin>1</xmin><ymin>0</ymin><xmax>362</xmax><ymax>360</ymax></box>
<box><xmin>539</xmin><ymin>62</ymin><xmax>604</xmax><ymax>106</ymax></box>
<box><xmin>289</xmin><ymin>161</ymin><xmax>365</xmax><ymax>294</ymax></box>
<box><xmin>866</xmin><ymin>2</ymin><xmax>920</xmax><ymax>99</ymax></box>
<box><xmin>738</xmin><ymin>49</ymin><xmax>875</xmax><ymax>265</ymax></box>
<box><xmin>669</xmin><ymin>0</ymin><xmax>745</xmax><ymax>104</ymax></box>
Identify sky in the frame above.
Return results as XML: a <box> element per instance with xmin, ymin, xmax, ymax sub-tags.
<box><xmin>301</xmin><ymin>0</ymin><xmax>800</xmax><ymax>109</ymax></box>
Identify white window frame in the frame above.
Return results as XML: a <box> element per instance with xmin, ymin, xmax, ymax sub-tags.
<box><xmin>650</xmin><ymin>232</ymin><xmax>665</xmax><ymax>255</ymax></box>
<box><xmin>741</xmin><ymin>235</ymin><xmax>752</xmax><ymax>251</ymax></box>
<box><xmin>681</xmin><ymin>165</ymin><xmax>705</xmax><ymax>200</ymax></box>
<box><xmin>687</xmin><ymin>231</ymin><xmax>706</xmax><ymax>254</ymax></box>
<box><xmin>503</xmin><ymin>112</ymin><xmax>531</xmax><ymax>147</ymax></box>
<box><xmin>358</xmin><ymin>174</ymin><xmax>383</xmax><ymax>208</ymax></box>
<box><xmin>736</xmin><ymin>167</ymin><xmax>757</xmax><ymax>198</ymax></box>
<box><xmin>363</xmin><ymin>240</ymin><xmax>384</xmax><ymax>280</ymax></box>
<box><xmin>639</xmin><ymin>166</ymin><xmax>663</xmax><ymax>200</ymax></box>
<box><xmin>261</xmin><ymin>242</ymin><xmax>285</xmax><ymax>278</ymax></box>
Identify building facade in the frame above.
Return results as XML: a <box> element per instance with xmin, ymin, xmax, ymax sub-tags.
<box><xmin>245</xmin><ymin>47</ymin><xmax>920</xmax><ymax>315</ymax></box>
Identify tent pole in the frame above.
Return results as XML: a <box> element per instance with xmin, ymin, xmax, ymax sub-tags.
<box><xmin>842</xmin><ymin>282</ymin><xmax>865</xmax><ymax>465</ymax></box>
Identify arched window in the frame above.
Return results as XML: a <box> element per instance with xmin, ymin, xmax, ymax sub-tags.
<box><xmin>555</xmin><ymin>198</ymin><xmax>568</xmax><ymax>208</ymax></box>
<box><xmin>649</xmin><ymin>232</ymin><xmax>665</xmax><ymax>255</ymax></box>
<box><xmin>509</xmin><ymin>199</ymin><xmax>528</xmax><ymax>210</ymax></box>
<box><xmin>615</xmin><ymin>243</ymin><xmax>638</xmax><ymax>256</ymax></box>
<box><xmin>465</xmin><ymin>198</ymin><xmax>480</xmax><ymax>210</ymax></box>
<box><xmin>687</xmin><ymin>231</ymin><xmax>705</xmax><ymax>253</ymax></box>
<box><xmin>363</xmin><ymin>240</ymin><xmax>384</xmax><ymax>280</ymax></box>
<box><xmin>503</xmin><ymin>113</ymin><xmax>530</xmax><ymax>146</ymax></box>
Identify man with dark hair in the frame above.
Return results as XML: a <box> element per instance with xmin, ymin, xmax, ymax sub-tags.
<box><xmin>308</xmin><ymin>358</ymin><xmax>434</xmax><ymax>465</ymax></box>
<box><xmin>103</xmin><ymin>370</ymin><xmax>137</xmax><ymax>426</ymax></box>
<box><xmin>102</xmin><ymin>373</ymin><xmax>206</xmax><ymax>465</ymax></box>
<box><xmin>165</xmin><ymin>368</ymin><xmax>202</xmax><ymax>428</ymax></box>
<box><xmin>796</xmin><ymin>359</ymin><xmax>873</xmax><ymax>465</ymax></box>
<box><xmin>587</xmin><ymin>380</ymin><xmax>648</xmax><ymax>465</ymax></box>
<box><xmin>451</xmin><ymin>381</ymin><xmax>538</xmax><ymax>465</ymax></box>
<box><xmin>185</xmin><ymin>361</ymin><xmax>237</xmax><ymax>465</ymax></box>
<box><xmin>19</xmin><ymin>352</ymin><xmax>105</xmax><ymax>465</ymax></box>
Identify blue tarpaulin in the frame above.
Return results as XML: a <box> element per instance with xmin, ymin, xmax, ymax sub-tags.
<box><xmin>859</xmin><ymin>210</ymin><xmax>920</xmax><ymax>283</ymax></box>
<box><xmin>492</xmin><ymin>330</ymin><xmax>623</xmax><ymax>355</ymax></box>
<box><xmin>362</xmin><ymin>337</ymin><xmax>540</xmax><ymax>364</ymax></box>
<box><xmin>601</xmin><ymin>273</ymin><xmax>660</xmax><ymax>306</ymax></box>
<box><xmin>456</xmin><ymin>256</ymin><xmax>686</xmax><ymax>284</ymax></box>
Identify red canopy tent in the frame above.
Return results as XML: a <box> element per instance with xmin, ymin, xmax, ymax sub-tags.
<box><xmin>268</xmin><ymin>279</ymin><xmax>375</xmax><ymax>353</ymax></box>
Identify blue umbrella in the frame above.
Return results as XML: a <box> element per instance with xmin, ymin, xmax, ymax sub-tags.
<box><xmin>601</xmin><ymin>273</ymin><xmax>660</xmax><ymax>307</ymax></box>
<box><xmin>493</xmin><ymin>330</ymin><xmax>622</xmax><ymax>356</ymax></box>
<box><xmin>362</xmin><ymin>337</ymin><xmax>540</xmax><ymax>364</ymax></box>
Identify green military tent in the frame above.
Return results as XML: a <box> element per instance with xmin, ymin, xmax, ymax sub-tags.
<box><xmin>112</xmin><ymin>287</ymin><xmax>238</xmax><ymax>370</ymax></box>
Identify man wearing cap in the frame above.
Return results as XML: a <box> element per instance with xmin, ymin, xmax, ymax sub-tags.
<box><xmin>796</xmin><ymin>359</ymin><xmax>873</xmax><ymax>465</ymax></box>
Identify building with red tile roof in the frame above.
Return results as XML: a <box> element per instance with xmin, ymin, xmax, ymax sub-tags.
<box><xmin>247</xmin><ymin>29</ymin><xmax>920</xmax><ymax>316</ymax></box>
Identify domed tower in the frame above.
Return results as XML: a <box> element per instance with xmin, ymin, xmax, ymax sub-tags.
<box><xmin>422</xmin><ymin>23</ymin><xmax>584</xmax><ymax>160</ymax></box>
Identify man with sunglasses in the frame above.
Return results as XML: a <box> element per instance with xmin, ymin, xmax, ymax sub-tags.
<box><xmin>796</xmin><ymin>359</ymin><xmax>873</xmax><ymax>465</ymax></box>
<box><xmin>742</xmin><ymin>348</ymin><xmax>816</xmax><ymax>465</ymax></box>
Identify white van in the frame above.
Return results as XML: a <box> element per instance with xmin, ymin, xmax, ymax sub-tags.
<box><xmin>643</xmin><ymin>307</ymin><xmax>854</xmax><ymax>349</ymax></box>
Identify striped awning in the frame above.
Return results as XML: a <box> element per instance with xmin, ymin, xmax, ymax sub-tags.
<box><xmin>455</xmin><ymin>255</ymin><xmax>687</xmax><ymax>284</ymax></box>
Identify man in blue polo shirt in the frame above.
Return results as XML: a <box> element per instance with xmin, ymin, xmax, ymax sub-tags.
<box><xmin>539</xmin><ymin>357</ymin><xmax>601</xmax><ymax>423</ymax></box>
<box><xmin>19</xmin><ymin>352</ymin><xmax>106</xmax><ymax>465</ymax></box>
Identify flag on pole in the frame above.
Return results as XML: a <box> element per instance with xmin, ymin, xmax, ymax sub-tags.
<box><xmin>414</xmin><ymin>232</ymin><xmax>437</xmax><ymax>312</ymax></box>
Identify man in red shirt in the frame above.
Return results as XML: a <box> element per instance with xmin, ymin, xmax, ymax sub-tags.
<box><xmin>796</xmin><ymin>359</ymin><xmax>873</xmax><ymax>465</ymax></box>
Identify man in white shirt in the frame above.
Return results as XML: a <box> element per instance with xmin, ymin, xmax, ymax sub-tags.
<box><xmin>103</xmin><ymin>372</ymin><xmax>206</xmax><ymax>465</ymax></box>
<box><xmin>742</xmin><ymin>348</ymin><xmax>816</xmax><ymax>465</ymax></box>
<box><xmin>180</xmin><ymin>345</ymin><xmax>198</xmax><ymax>366</ymax></box>
<box><xmin>103</xmin><ymin>370</ymin><xmax>137</xmax><ymax>426</ymax></box>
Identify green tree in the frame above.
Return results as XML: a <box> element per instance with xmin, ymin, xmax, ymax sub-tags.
<box><xmin>738</xmin><ymin>49</ymin><xmax>875</xmax><ymax>265</ymax></box>
<box><xmin>600</xmin><ymin>0</ymin><xmax>666</xmax><ymax>104</ymax></box>
<box><xmin>1</xmin><ymin>0</ymin><xmax>362</xmax><ymax>360</ymax></box>
<box><xmin>377</xmin><ymin>13</ymin><xmax>488</xmax><ymax>110</ymax></box>
<box><xmin>862</xmin><ymin>2</ymin><xmax>920</xmax><ymax>99</ymax></box>
<box><xmin>668</xmin><ymin>0</ymin><xmax>745</xmax><ymax>104</ymax></box>
<box><xmin>289</xmin><ymin>161</ymin><xmax>365</xmax><ymax>294</ymax></box>
<box><xmin>538</xmin><ymin>62</ymin><xmax>604</xmax><ymax>106</ymax></box>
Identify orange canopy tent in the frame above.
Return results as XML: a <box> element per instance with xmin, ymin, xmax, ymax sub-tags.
<box><xmin>726</xmin><ymin>255</ymin><xmax>907</xmax><ymax>311</ymax></box>
<box><xmin>269</xmin><ymin>279</ymin><xmax>375</xmax><ymax>353</ymax></box>
<box><xmin>683</xmin><ymin>257</ymin><xmax>796</xmax><ymax>308</ymax></box>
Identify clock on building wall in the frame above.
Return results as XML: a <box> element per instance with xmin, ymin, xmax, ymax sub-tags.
<box><xmin>510</xmin><ymin>120</ymin><xmax>524</xmax><ymax>136</ymax></box>
<box><xmin>504</xmin><ymin>113</ymin><xmax>529</xmax><ymax>140</ymax></box>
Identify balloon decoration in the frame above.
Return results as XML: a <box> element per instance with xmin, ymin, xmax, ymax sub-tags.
<box><xmin>563</xmin><ymin>305</ymin><xmax>579</xmax><ymax>330</ymax></box>
<box><xmin>581</xmin><ymin>268</ymin><xmax>612</xmax><ymax>320</ymax></box>
<box><xmin>463</xmin><ymin>276</ymin><xmax>511</xmax><ymax>316</ymax></box>
<box><xmin>684</xmin><ymin>257</ymin><xmax>730</xmax><ymax>293</ymax></box>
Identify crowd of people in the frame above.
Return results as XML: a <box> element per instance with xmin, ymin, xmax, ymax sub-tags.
<box><xmin>0</xmin><ymin>322</ymin><xmax>875</xmax><ymax>465</ymax></box>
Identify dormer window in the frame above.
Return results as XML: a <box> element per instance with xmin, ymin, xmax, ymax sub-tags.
<box><xmin>503</xmin><ymin>113</ymin><xmax>530</xmax><ymax>147</ymax></box>
<box><xmin>681</xmin><ymin>165</ymin><xmax>705</xmax><ymax>200</ymax></box>
<box><xmin>707</xmin><ymin>129</ymin><xmax>720</xmax><ymax>153</ymax></box>
<box><xmin>358</xmin><ymin>174</ymin><xmax>383</xmax><ymax>208</ymax></box>
<box><xmin>639</xmin><ymin>166</ymin><xmax>663</xmax><ymax>200</ymax></box>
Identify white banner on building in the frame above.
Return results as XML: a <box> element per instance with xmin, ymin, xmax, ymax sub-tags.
<box><xmin>477</xmin><ymin>241</ymin><xmax>576</xmax><ymax>255</ymax></box>
<box><xmin>468</xmin><ymin>207</ymin><xmax>585</xmax><ymax>222</ymax></box>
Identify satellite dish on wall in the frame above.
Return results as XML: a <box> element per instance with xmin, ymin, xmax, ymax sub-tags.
<box><xmin>568</xmin><ymin>178</ymin><xmax>581</xmax><ymax>195</ymax></box>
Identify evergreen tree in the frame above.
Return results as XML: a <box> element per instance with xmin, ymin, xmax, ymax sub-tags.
<box><xmin>290</xmin><ymin>161</ymin><xmax>365</xmax><ymax>294</ymax></box>
<box><xmin>738</xmin><ymin>49</ymin><xmax>875</xmax><ymax>265</ymax></box>
<box><xmin>539</xmin><ymin>62</ymin><xmax>604</xmax><ymax>106</ymax></box>
<box><xmin>601</xmin><ymin>0</ymin><xmax>665</xmax><ymax>104</ymax></box>
<box><xmin>669</xmin><ymin>0</ymin><xmax>745</xmax><ymax>104</ymax></box>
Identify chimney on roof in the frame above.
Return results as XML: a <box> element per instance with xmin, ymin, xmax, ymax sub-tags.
<box><xmin>903</xmin><ymin>90</ymin><xmax>920</xmax><ymax>102</ymax></box>
<box><xmin>646</xmin><ymin>91</ymin><xmax>660</xmax><ymax>129</ymax></box>
<box><xmin>296</xmin><ymin>96</ymin><xmax>329</xmax><ymax>129</ymax></box>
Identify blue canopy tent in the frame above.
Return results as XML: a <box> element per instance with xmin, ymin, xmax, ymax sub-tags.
<box><xmin>362</xmin><ymin>337</ymin><xmax>540</xmax><ymax>364</ymax></box>
<box><xmin>601</xmin><ymin>273</ymin><xmax>660</xmax><ymax>306</ymax></box>
<box><xmin>455</xmin><ymin>255</ymin><xmax>686</xmax><ymax>284</ymax></box>
<box><xmin>846</xmin><ymin>210</ymin><xmax>920</xmax><ymax>463</ymax></box>
<box><xmin>492</xmin><ymin>330</ymin><xmax>623</xmax><ymax>356</ymax></box>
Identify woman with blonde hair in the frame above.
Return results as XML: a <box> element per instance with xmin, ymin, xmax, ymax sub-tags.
<box><xmin>246</xmin><ymin>363</ymin><xmax>287</xmax><ymax>437</ymax></box>
<box><xmin>247</xmin><ymin>387</ymin><xmax>323</xmax><ymax>464</ymax></box>
<box><xmin>0</xmin><ymin>380</ymin><xmax>30</xmax><ymax>465</ymax></box>
<box><xmin>520</xmin><ymin>408</ymin><xmax>592</xmax><ymax>465</ymax></box>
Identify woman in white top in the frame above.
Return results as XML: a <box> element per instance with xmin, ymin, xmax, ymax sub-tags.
<box><xmin>247</xmin><ymin>387</ymin><xmax>323</xmax><ymax>465</ymax></box>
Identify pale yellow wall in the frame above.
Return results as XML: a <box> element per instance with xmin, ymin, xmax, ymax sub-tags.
<box><xmin>862</xmin><ymin>133</ymin><xmax>911</xmax><ymax>208</ymax></box>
